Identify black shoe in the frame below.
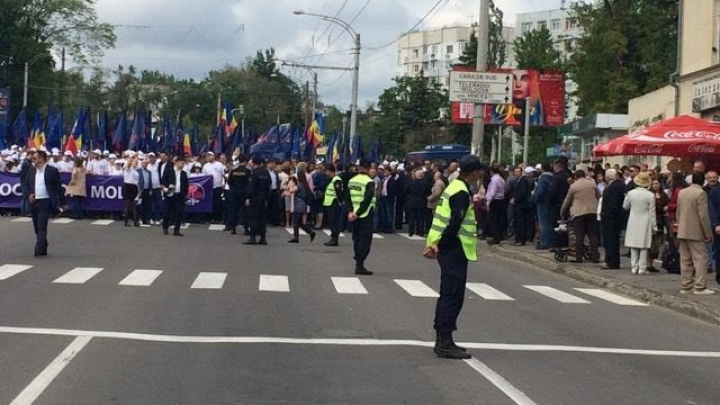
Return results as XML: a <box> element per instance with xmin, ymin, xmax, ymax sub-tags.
<box><xmin>309</xmin><ymin>231</ymin><xmax>316</xmax><ymax>243</ymax></box>
<box><xmin>163</xmin><ymin>228</ymin><xmax>169</xmax><ymax>235</ymax></box>
<box><xmin>134</xmin><ymin>222</ymin><xmax>140</xmax><ymax>227</ymax></box>
<box><xmin>324</xmin><ymin>240</ymin><xmax>339</xmax><ymax>247</ymax></box>
<box><xmin>34</xmin><ymin>250</ymin><xmax>47</xmax><ymax>257</ymax></box>
<box><xmin>230</xmin><ymin>230</ymin><xmax>237</xmax><ymax>235</ymax></box>
<box><xmin>288</xmin><ymin>238</ymin><xmax>299</xmax><ymax>243</ymax></box>
<box><xmin>647</xmin><ymin>266</ymin><xmax>660</xmax><ymax>273</ymax></box>
<box><xmin>355</xmin><ymin>269</ymin><xmax>373</xmax><ymax>276</ymax></box>
<box><xmin>243</xmin><ymin>230</ymin><xmax>250</xmax><ymax>236</ymax></box>
<box><xmin>259</xmin><ymin>238</ymin><xmax>268</xmax><ymax>245</ymax></box>
<box><xmin>243</xmin><ymin>239</ymin><xmax>257</xmax><ymax>245</ymax></box>
<box><xmin>173</xmin><ymin>232</ymin><xmax>184</xmax><ymax>237</ymax></box>
<box><xmin>124</xmin><ymin>221</ymin><xmax>130</xmax><ymax>227</ymax></box>
<box><xmin>451</xmin><ymin>342</ymin><xmax>468</xmax><ymax>352</ymax></box>
<box><xmin>433</xmin><ymin>341</ymin><xmax>471</xmax><ymax>360</ymax></box>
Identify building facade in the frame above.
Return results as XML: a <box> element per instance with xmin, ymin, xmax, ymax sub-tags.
<box><xmin>396</xmin><ymin>25</ymin><xmax>516</xmax><ymax>89</ymax></box>
<box><xmin>515</xmin><ymin>7</ymin><xmax>583</xmax><ymax>120</ymax></box>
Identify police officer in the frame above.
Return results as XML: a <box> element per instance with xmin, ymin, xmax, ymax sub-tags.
<box><xmin>227</xmin><ymin>155</ymin><xmax>251</xmax><ymax>235</ymax></box>
<box><xmin>323</xmin><ymin>163</ymin><xmax>344</xmax><ymax>246</ymax></box>
<box><xmin>244</xmin><ymin>158</ymin><xmax>271</xmax><ymax>245</ymax></box>
<box><xmin>425</xmin><ymin>155</ymin><xmax>486</xmax><ymax>360</ymax></box>
<box><xmin>347</xmin><ymin>159</ymin><xmax>376</xmax><ymax>275</ymax></box>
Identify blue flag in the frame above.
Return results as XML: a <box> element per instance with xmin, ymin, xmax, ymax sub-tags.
<box><xmin>48</xmin><ymin>111</ymin><xmax>64</xmax><ymax>150</ymax></box>
<box><xmin>191</xmin><ymin>123</ymin><xmax>199</xmax><ymax>156</ymax></box>
<box><xmin>12</xmin><ymin>108</ymin><xmax>28</xmax><ymax>146</ymax></box>
<box><xmin>128</xmin><ymin>110</ymin><xmax>144</xmax><ymax>151</ymax></box>
<box><xmin>113</xmin><ymin>111</ymin><xmax>128</xmax><ymax>152</ymax></box>
<box><xmin>82</xmin><ymin>107</ymin><xmax>92</xmax><ymax>150</ymax></box>
<box><xmin>98</xmin><ymin>111</ymin><xmax>109</xmax><ymax>151</ymax></box>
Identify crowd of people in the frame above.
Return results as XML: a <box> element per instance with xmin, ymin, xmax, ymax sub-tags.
<box><xmin>480</xmin><ymin>156</ymin><xmax>720</xmax><ymax>295</ymax></box>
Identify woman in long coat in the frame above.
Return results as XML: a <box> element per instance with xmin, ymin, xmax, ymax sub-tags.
<box><xmin>623</xmin><ymin>171</ymin><xmax>657</xmax><ymax>275</ymax></box>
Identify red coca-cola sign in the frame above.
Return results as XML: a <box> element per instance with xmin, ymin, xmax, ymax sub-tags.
<box><xmin>687</xmin><ymin>144</ymin><xmax>717</xmax><ymax>154</ymax></box>
<box><xmin>664</xmin><ymin>130</ymin><xmax>720</xmax><ymax>140</ymax></box>
<box><xmin>633</xmin><ymin>144</ymin><xmax>664</xmax><ymax>155</ymax></box>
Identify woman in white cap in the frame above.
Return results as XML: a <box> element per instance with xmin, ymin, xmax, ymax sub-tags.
<box><xmin>122</xmin><ymin>156</ymin><xmax>141</xmax><ymax>226</ymax></box>
<box><xmin>623</xmin><ymin>171</ymin><xmax>657</xmax><ymax>274</ymax></box>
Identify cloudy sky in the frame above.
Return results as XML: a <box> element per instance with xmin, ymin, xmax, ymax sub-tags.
<box><xmin>93</xmin><ymin>0</ymin><xmax>559</xmax><ymax>109</ymax></box>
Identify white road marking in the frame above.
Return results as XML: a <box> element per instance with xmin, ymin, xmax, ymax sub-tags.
<box><xmin>1</xmin><ymin>325</ymin><xmax>720</xmax><ymax>359</ymax></box>
<box><xmin>118</xmin><ymin>270</ymin><xmax>163</xmax><ymax>287</ymax></box>
<box><xmin>208</xmin><ymin>224</ymin><xmax>225</xmax><ymax>231</ymax></box>
<box><xmin>322</xmin><ymin>229</ymin><xmax>345</xmax><ymax>237</ymax></box>
<box><xmin>394</xmin><ymin>279</ymin><xmax>439</xmax><ymax>298</ymax></box>
<box><xmin>464</xmin><ymin>358</ymin><xmax>538</xmax><ymax>405</ymax></box>
<box><xmin>524</xmin><ymin>286</ymin><xmax>591</xmax><ymax>304</ymax></box>
<box><xmin>53</xmin><ymin>268</ymin><xmax>104</xmax><ymax>284</ymax></box>
<box><xmin>9</xmin><ymin>335</ymin><xmax>92</xmax><ymax>405</ymax></box>
<box><xmin>466</xmin><ymin>283</ymin><xmax>515</xmax><ymax>301</ymax></box>
<box><xmin>373</xmin><ymin>233</ymin><xmax>384</xmax><ymax>239</ymax></box>
<box><xmin>574</xmin><ymin>288</ymin><xmax>649</xmax><ymax>306</ymax></box>
<box><xmin>51</xmin><ymin>218</ymin><xmax>74</xmax><ymax>224</ymax></box>
<box><xmin>190</xmin><ymin>272</ymin><xmax>227</xmax><ymax>289</ymax></box>
<box><xmin>259</xmin><ymin>275</ymin><xmax>290</xmax><ymax>292</ymax></box>
<box><xmin>399</xmin><ymin>233</ymin><xmax>425</xmax><ymax>241</ymax></box>
<box><xmin>91</xmin><ymin>219</ymin><xmax>114</xmax><ymax>226</ymax></box>
<box><xmin>12</xmin><ymin>217</ymin><xmax>32</xmax><ymax>223</ymax></box>
<box><xmin>285</xmin><ymin>227</ymin><xmax>307</xmax><ymax>235</ymax></box>
<box><xmin>0</xmin><ymin>265</ymin><xmax>33</xmax><ymax>281</ymax></box>
<box><xmin>331</xmin><ymin>277</ymin><xmax>368</xmax><ymax>295</ymax></box>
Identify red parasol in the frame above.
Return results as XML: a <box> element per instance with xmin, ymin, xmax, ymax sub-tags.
<box><xmin>593</xmin><ymin>115</ymin><xmax>720</xmax><ymax>157</ymax></box>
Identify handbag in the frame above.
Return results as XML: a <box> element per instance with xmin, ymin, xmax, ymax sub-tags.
<box><xmin>661</xmin><ymin>236</ymin><xmax>680</xmax><ymax>274</ymax></box>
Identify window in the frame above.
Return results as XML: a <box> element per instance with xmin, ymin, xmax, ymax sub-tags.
<box><xmin>432</xmin><ymin>45</ymin><xmax>438</xmax><ymax>54</ymax></box>
<box><xmin>551</xmin><ymin>19</ymin><xmax>561</xmax><ymax>31</ymax></box>
<box><xmin>423</xmin><ymin>62</ymin><xmax>429</xmax><ymax>70</ymax></box>
<box><xmin>446</xmin><ymin>45</ymin><xmax>454</xmax><ymax>55</ymax></box>
<box><xmin>412</xmin><ymin>49</ymin><xmax>419</xmax><ymax>58</ymax></box>
<box><xmin>564</xmin><ymin>39</ymin><xmax>574</xmax><ymax>52</ymax></box>
<box><xmin>566</xmin><ymin>18</ymin><xmax>577</xmax><ymax>30</ymax></box>
<box><xmin>431</xmin><ymin>60</ymin><xmax>437</xmax><ymax>69</ymax></box>
<box><xmin>521</xmin><ymin>22</ymin><xmax>532</xmax><ymax>34</ymax></box>
<box><xmin>414</xmin><ymin>64</ymin><xmax>419</xmax><ymax>73</ymax></box>
<box><xmin>423</xmin><ymin>45</ymin><xmax>429</xmax><ymax>55</ymax></box>
<box><xmin>538</xmin><ymin>20</ymin><xmax>547</xmax><ymax>30</ymax></box>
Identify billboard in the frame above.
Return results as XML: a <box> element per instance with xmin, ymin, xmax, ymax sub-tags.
<box><xmin>450</xmin><ymin>69</ymin><xmax>565</xmax><ymax>128</ymax></box>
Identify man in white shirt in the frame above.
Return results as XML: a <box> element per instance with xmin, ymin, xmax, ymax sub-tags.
<box><xmin>25</xmin><ymin>150</ymin><xmax>64</xmax><ymax>256</ymax></box>
<box><xmin>203</xmin><ymin>151</ymin><xmax>226</xmax><ymax>223</ymax></box>
<box><xmin>86</xmin><ymin>149</ymin><xmax>102</xmax><ymax>175</ymax></box>
<box><xmin>57</xmin><ymin>151</ymin><xmax>74</xmax><ymax>173</ymax></box>
<box><xmin>146</xmin><ymin>152</ymin><xmax>164</xmax><ymax>225</ymax></box>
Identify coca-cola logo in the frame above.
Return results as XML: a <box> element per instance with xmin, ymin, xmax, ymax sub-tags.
<box><xmin>687</xmin><ymin>144</ymin><xmax>716</xmax><ymax>154</ymax></box>
<box><xmin>664</xmin><ymin>130</ymin><xmax>720</xmax><ymax>140</ymax></box>
<box><xmin>633</xmin><ymin>144</ymin><xmax>664</xmax><ymax>154</ymax></box>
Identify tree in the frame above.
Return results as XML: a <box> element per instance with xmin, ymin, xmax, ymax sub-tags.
<box><xmin>568</xmin><ymin>0</ymin><xmax>678</xmax><ymax>115</ymax></box>
<box><xmin>457</xmin><ymin>0</ymin><xmax>506</xmax><ymax>69</ymax></box>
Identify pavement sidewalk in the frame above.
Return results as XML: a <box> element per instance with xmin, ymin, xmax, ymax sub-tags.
<box><xmin>483</xmin><ymin>241</ymin><xmax>720</xmax><ymax>326</ymax></box>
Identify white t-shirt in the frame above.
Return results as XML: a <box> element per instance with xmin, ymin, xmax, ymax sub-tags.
<box><xmin>147</xmin><ymin>162</ymin><xmax>162</xmax><ymax>189</ymax></box>
<box><xmin>203</xmin><ymin>161</ymin><xmax>225</xmax><ymax>188</ymax></box>
<box><xmin>35</xmin><ymin>165</ymin><xmax>49</xmax><ymax>199</ymax></box>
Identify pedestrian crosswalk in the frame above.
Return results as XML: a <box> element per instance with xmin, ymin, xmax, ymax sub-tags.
<box><xmin>0</xmin><ymin>263</ymin><xmax>651</xmax><ymax>307</ymax></box>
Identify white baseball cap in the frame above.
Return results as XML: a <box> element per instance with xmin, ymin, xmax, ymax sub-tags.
<box><xmin>64</xmin><ymin>151</ymin><xmax>73</xmax><ymax>157</ymax></box>
<box><xmin>109</xmin><ymin>153</ymin><xmax>117</xmax><ymax>159</ymax></box>
<box><xmin>92</xmin><ymin>149</ymin><xmax>102</xmax><ymax>155</ymax></box>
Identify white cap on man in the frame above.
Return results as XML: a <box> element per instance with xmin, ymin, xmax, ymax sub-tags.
<box><xmin>64</xmin><ymin>151</ymin><xmax>73</xmax><ymax>157</ymax></box>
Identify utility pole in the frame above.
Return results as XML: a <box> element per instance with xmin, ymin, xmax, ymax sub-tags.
<box><xmin>523</xmin><ymin>98</ymin><xmax>531</xmax><ymax>166</ymax></box>
<box><xmin>471</xmin><ymin>0</ymin><xmax>490</xmax><ymax>160</ymax></box>
<box><xmin>312</xmin><ymin>71</ymin><xmax>318</xmax><ymax>118</ymax></box>
<box><xmin>304</xmin><ymin>80</ymin><xmax>310</xmax><ymax>129</ymax></box>
<box><xmin>59</xmin><ymin>48</ymin><xmax>65</xmax><ymax>111</ymax></box>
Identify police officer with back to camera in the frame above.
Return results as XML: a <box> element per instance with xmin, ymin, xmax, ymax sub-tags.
<box><xmin>323</xmin><ymin>163</ymin><xmax>344</xmax><ymax>246</ymax></box>
<box><xmin>425</xmin><ymin>154</ymin><xmax>486</xmax><ymax>360</ymax></box>
<box><xmin>227</xmin><ymin>155</ymin><xmax>251</xmax><ymax>235</ymax></box>
<box><xmin>244</xmin><ymin>157</ymin><xmax>271</xmax><ymax>245</ymax></box>
<box><xmin>347</xmin><ymin>159</ymin><xmax>376</xmax><ymax>275</ymax></box>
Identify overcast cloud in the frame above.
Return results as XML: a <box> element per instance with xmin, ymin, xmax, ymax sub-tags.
<box><xmin>93</xmin><ymin>0</ymin><xmax>559</xmax><ymax>109</ymax></box>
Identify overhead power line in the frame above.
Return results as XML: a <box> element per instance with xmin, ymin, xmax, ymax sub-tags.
<box><xmin>365</xmin><ymin>0</ymin><xmax>450</xmax><ymax>51</ymax></box>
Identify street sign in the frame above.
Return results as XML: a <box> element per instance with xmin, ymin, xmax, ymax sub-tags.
<box><xmin>449</xmin><ymin>71</ymin><xmax>513</xmax><ymax>104</ymax></box>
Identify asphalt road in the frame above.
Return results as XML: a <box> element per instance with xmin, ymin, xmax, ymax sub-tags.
<box><xmin>1</xmin><ymin>216</ymin><xmax>719</xmax><ymax>405</ymax></box>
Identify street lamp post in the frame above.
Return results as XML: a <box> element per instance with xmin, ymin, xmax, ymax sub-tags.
<box><xmin>293</xmin><ymin>10</ymin><xmax>360</xmax><ymax>144</ymax></box>
<box><xmin>24</xmin><ymin>54</ymin><xmax>47</xmax><ymax>108</ymax></box>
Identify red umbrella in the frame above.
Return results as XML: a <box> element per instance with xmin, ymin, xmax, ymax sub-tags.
<box><xmin>593</xmin><ymin>115</ymin><xmax>720</xmax><ymax>157</ymax></box>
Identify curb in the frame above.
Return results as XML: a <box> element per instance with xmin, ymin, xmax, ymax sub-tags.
<box><xmin>484</xmin><ymin>243</ymin><xmax>720</xmax><ymax>327</ymax></box>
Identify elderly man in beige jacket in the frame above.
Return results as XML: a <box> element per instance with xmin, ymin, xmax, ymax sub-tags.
<box><xmin>561</xmin><ymin>170</ymin><xmax>600</xmax><ymax>263</ymax></box>
<box><xmin>676</xmin><ymin>172</ymin><xmax>715</xmax><ymax>295</ymax></box>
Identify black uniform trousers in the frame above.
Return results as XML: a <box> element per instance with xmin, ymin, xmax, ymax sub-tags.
<box><xmin>140</xmin><ymin>188</ymin><xmax>152</xmax><ymax>224</ymax></box>
<box><xmin>227</xmin><ymin>193</ymin><xmax>248</xmax><ymax>230</ymax></box>
<box><xmin>433</xmin><ymin>245</ymin><xmax>468</xmax><ymax>334</ymax></box>
<box><xmin>268</xmin><ymin>189</ymin><xmax>281</xmax><ymax>226</ymax></box>
<box><xmin>326</xmin><ymin>202</ymin><xmax>342</xmax><ymax>240</ymax></box>
<box><xmin>513</xmin><ymin>206</ymin><xmax>535</xmax><ymax>244</ymax></box>
<box><xmin>163</xmin><ymin>195</ymin><xmax>184</xmax><ymax>234</ymax></box>
<box><xmin>352</xmin><ymin>209</ymin><xmax>374</xmax><ymax>268</ymax></box>
<box><xmin>212</xmin><ymin>187</ymin><xmax>224</xmax><ymax>223</ymax></box>
<box><xmin>395</xmin><ymin>196</ymin><xmax>406</xmax><ymax>229</ymax></box>
<box><xmin>602</xmin><ymin>216</ymin><xmax>623</xmax><ymax>268</ymax></box>
<box><xmin>487</xmin><ymin>199</ymin><xmax>506</xmax><ymax>241</ymax></box>
<box><xmin>31</xmin><ymin>199</ymin><xmax>53</xmax><ymax>253</ymax></box>
<box><xmin>248</xmin><ymin>197</ymin><xmax>267</xmax><ymax>237</ymax></box>
<box><xmin>407</xmin><ymin>207</ymin><xmax>426</xmax><ymax>236</ymax></box>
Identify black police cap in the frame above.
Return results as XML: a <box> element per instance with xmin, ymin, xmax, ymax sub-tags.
<box><xmin>459</xmin><ymin>155</ymin><xmax>486</xmax><ymax>172</ymax></box>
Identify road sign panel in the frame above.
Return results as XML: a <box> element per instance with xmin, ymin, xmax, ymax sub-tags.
<box><xmin>449</xmin><ymin>71</ymin><xmax>513</xmax><ymax>104</ymax></box>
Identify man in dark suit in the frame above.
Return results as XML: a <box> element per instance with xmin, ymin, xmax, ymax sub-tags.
<box><xmin>600</xmin><ymin>169</ymin><xmax>626</xmax><ymax>269</ymax></box>
<box><xmin>24</xmin><ymin>150</ymin><xmax>65</xmax><ymax>256</ymax></box>
<box><xmin>161</xmin><ymin>157</ymin><xmax>189</xmax><ymax>236</ymax></box>
<box><xmin>244</xmin><ymin>158</ymin><xmax>271</xmax><ymax>245</ymax></box>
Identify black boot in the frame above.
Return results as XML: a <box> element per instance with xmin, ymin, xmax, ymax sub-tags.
<box><xmin>434</xmin><ymin>332</ymin><xmax>471</xmax><ymax>360</ymax></box>
<box><xmin>309</xmin><ymin>230</ymin><xmax>316</xmax><ymax>243</ymax></box>
<box><xmin>324</xmin><ymin>238</ymin><xmax>339</xmax><ymax>247</ymax></box>
<box><xmin>355</xmin><ymin>261</ymin><xmax>373</xmax><ymax>275</ymax></box>
<box><xmin>258</xmin><ymin>235</ymin><xmax>268</xmax><ymax>245</ymax></box>
<box><xmin>243</xmin><ymin>236</ymin><xmax>257</xmax><ymax>245</ymax></box>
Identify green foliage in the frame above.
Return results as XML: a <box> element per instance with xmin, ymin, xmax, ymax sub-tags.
<box><xmin>513</xmin><ymin>27</ymin><xmax>563</xmax><ymax>70</ymax></box>
<box><xmin>568</xmin><ymin>0</ymin><xmax>678</xmax><ymax>115</ymax></box>
<box><xmin>457</xmin><ymin>0</ymin><xmax>506</xmax><ymax>69</ymax></box>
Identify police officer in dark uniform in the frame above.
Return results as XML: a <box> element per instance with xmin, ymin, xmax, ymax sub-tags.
<box><xmin>244</xmin><ymin>158</ymin><xmax>271</xmax><ymax>245</ymax></box>
<box><xmin>347</xmin><ymin>159</ymin><xmax>376</xmax><ymax>275</ymax></box>
<box><xmin>425</xmin><ymin>155</ymin><xmax>486</xmax><ymax>360</ymax></box>
<box><xmin>227</xmin><ymin>155</ymin><xmax>251</xmax><ymax>235</ymax></box>
<box><xmin>323</xmin><ymin>163</ymin><xmax>344</xmax><ymax>246</ymax></box>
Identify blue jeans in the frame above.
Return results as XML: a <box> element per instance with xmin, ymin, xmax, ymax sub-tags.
<box><xmin>378</xmin><ymin>196</ymin><xmax>394</xmax><ymax>232</ymax></box>
<box><xmin>21</xmin><ymin>185</ymin><xmax>31</xmax><ymax>217</ymax></box>
<box><xmin>151</xmin><ymin>189</ymin><xmax>164</xmax><ymax>222</ymax></box>
<box><xmin>537</xmin><ymin>203</ymin><xmax>553</xmax><ymax>248</ymax></box>
<box><xmin>69</xmin><ymin>196</ymin><xmax>84</xmax><ymax>219</ymax></box>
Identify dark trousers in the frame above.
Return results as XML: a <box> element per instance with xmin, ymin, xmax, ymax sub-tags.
<box><xmin>69</xmin><ymin>196</ymin><xmax>84</xmax><ymax>219</ymax></box>
<box><xmin>549</xmin><ymin>204</ymin><xmax>562</xmax><ymax>247</ymax></box>
<box><xmin>151</xmin><ymin>189</ymin><xmax>164</xmax><ymax>222</ymax></box>
<box><xmin>513</xmin><ymin>206</ymin><xmax>534</xmax><ymax>244</ymax></box>
<box><xmin>248</xmin><ymin>198</ymin><xmax>267</xmax><ymax>238</ymax></box>
<box><xmin>487</xmin><ymin>199</ymin><xmax>506</xmax><ymax>241</ymax></box>
<box><xmin>292</xmin><ymin>212</ymin><xmax>314</xmax><ymax>238</ymax></box>
<box><xmin>227</xmin><ymin>193</ymin><xmax>248</xmax><ymax>230</ymax></box>
<box><xmin>31</xmin><ymin>199</ymin><xmax>53</xmax><ymax>253</ymax></box>
<box><xmin>140</xmin><ymin>189</ymin><xmax>152</xmax><ymax>224</ymax></box>
<box><xmin>326</xmin><ymin>203</ymin><xmax>341</xmax><ymax>240</ymax></box>
<box><xmin>602</xmin><ymin>217</ymin><xmax>623</xmax><ymax>268</ymax></box>
<box><xmin>212</xmin><ymin>187</ymin><xmax>224</xmax><ymax>223</ymax></box>
<box><xmin>268</xmin><ymin>189</ymin><xmax>281</xmax><ymax>226</ymax></box>
<box><xmin>407</xmin><ymin>207</ymin><xmax>426</xmax><ymax>236</ymax></box>
<box><xmin>574</xmin><ymin>214</ymin><xmax>599</xmax><ymax>262</ymax></box>
<box><xmin>395</xmin><ymin>196</ymin><xmax>406</xmax><ymax>229</ymax></box>
<box><xmin>378</xmin><ymin>196</ymin><xmax>395</xmax><ymax>233</ymax></box>
<box><xmin>433</xmin><ymin>247</ymin><xmax>468</xmax><ymax>334</ymax></box>
<box><xmin>352</xmin><ymin>211</ymin><xmax>374</xmax><ymax>268</ymax></box>
<box><xmin>163</xmin><ymin>196</ymin><xmax>184</xmax><ymax>233</ymax></box>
